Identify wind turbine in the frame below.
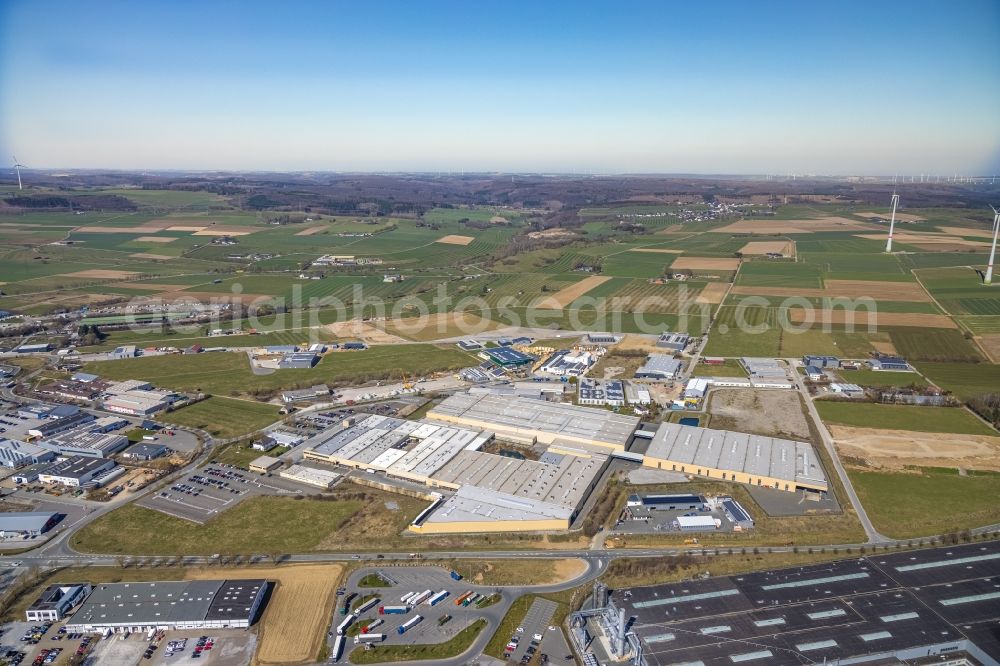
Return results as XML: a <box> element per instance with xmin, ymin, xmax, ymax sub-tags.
<box><xmin>986</xmin><ymin>205</ymin><xmax>1000</xmax><ymax>285</ymax></box>
<box><xmin>884</xmin><ymin>192</ymin><xmax>900</xmax><ymax>253</ymax></box>
<box><xmin>12</xmin><ymin>156</ymin><xmax>25</xmax><ymax>190</ymax></box>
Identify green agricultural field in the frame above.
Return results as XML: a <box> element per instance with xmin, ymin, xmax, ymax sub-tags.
<box><xmin>886</xmin><ymin>327</ymin><xmax>983</xmax><ymax>362</ymax></box>
<box><xmin>736</xmin><ymin>262</ymin><xmax>824</xmax><ymax>288</ymax></box>
<box><xmin>916</xmin><ymin>267</ymin><xmax>1000</xmax><ymax>315</ymax></box>
<box><xmin>816</xmin><ymin>402</ymin><xmax>996</xmax><ymax>435</ymax></box>
<box><xmin>848</xmin><ymin>467</ymin><xmax>1000</xmax><ymax>538</ymax></box>
<box><xmin>70</xmin><ymin>497</ymin><xmax>364</xmax><ymax>554</ymax></box>
<box><xmin>915</xmin><ymin>362</ymin><xmax>1000</xmax><ymax>400</ymax></box>
<box><xmin>158</xmin><ymin>396</ymin><xmax>280</xmax><ymax>438</ymax></box>
<box><xmin>702</xmin><ymin>305</ymin><xmax>781</xmax><ymax>356</ymax></box>
<box><xmin>957</xmin><ymin>315</ymin><xmax>1000</xmax><ymax>334</ymax></box>
<box><xmin>839</xmin><ymin>369</ymin><xmax>929</xmax><ymax>389</ymax></box>
<box><xmin>84</xmin><ymin>345</ymin><xmax>475</xmax><ymax>395</ymax></box>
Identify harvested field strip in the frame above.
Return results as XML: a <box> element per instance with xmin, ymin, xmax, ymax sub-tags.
<box><xmin>855</xmin><ymin>211</ymin><xmax>925</xmax><ymax>222</ymax></box>
<box><xmin>436</xmin><ymin>234</ymin><xmax>475</xmax><ymax>245</ymax></box>
<box><xmin>188</xmin><ymin>564</ymin><xmax>342</xmax><ymax>665</ymax></box>
<box><xmin>112</xmin><ymin>283</ymin><xmax>194</xmax><ymax>291</ymax></box>
<box><xmin>711</xmin><ymin>216</ymin><xmax>876</xmax><ymax>233</ymax></box>
<box><xmin>166</xmin><ymin>225</ymin><xmax>208</xmax><ymax>232</ymax></box>
<box><xmin>60</xmin><ymin>269</ymin><xmax>142</xmax><ymax>279</ymax></box>
<box><xmin>193</xmin><ymin>229</ymin><xmax>253</xmax><ymax>236</ymax></box>
<box><xmin>731</xmin><ymin>279</ymin><xmax>931</xmax><ymax>302</ymax></box>
<box><xmin>629</xmin><ymin>247</ymin><xmax>683</xmax><ymax>254</ymax></box>
<box><xmin>536</xmin><ymin>275</ymin><xmax>613</xmax><ymax>309</ymax></box>
<box><xmin>129</xmin><ymin>253</ymin><xmax>173</xmax><ymax>260</ymax></box>
<box><xmin>695</xmin><ymin>282</ymin><xmax>730</xmax><ymax>304</ymax></box>
<box><xmin>608</xmin><ymin>280</ymin><xmax>704</xmax><ymax>313</ymax></box>
<box><xmin>739</xmin><ymin>240</ymin><xmax>794</xmax><ymax>256</ymax></box>
<box><xmin>135</xmin><ymin>236</ymin><xmax>176</xmax><ymax>242</ymax></box>
<box><xmin>786</xmin><ymin>309</ymin><xmax>958</xmax><ymax>328</ymax></box>
<box><xmin>856</xmin><ymin>232</ymin><xmax>989</xmax><ymax>247</ymax></box>
<box><xmin>295</xmin><ymin>226</ymin><xmax>328</xmax><ymax>236</ymax></box>
<box><xmin>936</xmin><ymin>226</ymin><xmax>999</xmax><ymax>239</ymax></box>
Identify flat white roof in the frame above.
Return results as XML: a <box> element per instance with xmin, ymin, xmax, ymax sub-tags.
<box><xmin>422</xmin><ymin>485</ymin><xmax>572</xmax><ymax>525</ymax></box>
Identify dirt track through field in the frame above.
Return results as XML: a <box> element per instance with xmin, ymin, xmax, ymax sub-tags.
<box><xmin>436</xmin><ymin>234</ymin><xmax>475</xmax><ymax>245</ymax></box>
<box><xmin>787</xmin><ymin>308</ymin><xmax>957</xmax><ymax>328</ymax></box>
<box><xmin>187</xmin><ymin>564</ymin><xmax>343</xmax><ymax>665</ymax></box>
<box><xmin>60</xmin><ymin>269</ymin><xmax>142</xmax><ymax>279</ymax></box>
<box><xmin>731</xmin><ymin>279</ymin><xmax>932</xmax><ymax>302</ymax></box>
<box><xmin>831</xmin><ymin>425</ymin><xmax>1000</xmax><ymax>471</ymax></box>
<box><xmin>696</xmin><ymin>282</ymin><xmax>730</xmax><ymax>304</ymax></box>
<box><xmin>711</xmin><ymin>216</ymin><xmax>877</xmax><ymax>234</ymax></box>
<box><xmin>536</xmin><ymin>275</ymin><xmax>613</xmax><ymax>309</ymax></box>
<box><xmin>670</xmin><ymin>257</ymin><xmax>741</xmax><ymax>271</ymax></box>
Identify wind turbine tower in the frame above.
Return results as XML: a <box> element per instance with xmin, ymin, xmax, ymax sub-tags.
<box><xmin>986</xmin><ymin>205</ymin><xmax>1000</xmax><ymax>285</ymax></box>
<box><xmin>12</xmin><ymin>156</ymin><xmax>25</xmax><ymax>190</ymax></box>
<box><xmin>884</xmin><ymin>192</ymin><xmax>900</xmax><ymax>253</ymax></box>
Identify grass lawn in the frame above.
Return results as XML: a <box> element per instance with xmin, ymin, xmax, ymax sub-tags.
<box><xmin>815</xmin><ymin>402</ymin><xmax>996</xmax><ymax>435</ymax></box>
<box><xmin>840</xmin><ymin>369</ymin><xmax>929</xmax><ymax>389</ymax></box>
<box><xmin>349</xmin><ymin>618</ymin><xmax>486</xmax><ymax>663</ymax></box>
<box><xmin>848</xmin><ymin>467</ymin><xmax>1000</xmax><ymax>538</ymax></box>
<box><xmin>690</xmin><ymin>359</ymin><xmax>747</xmax><ymax>377</ymax></box>
<box><xmin>159</xmin><ymin>396</ymin><xmax>280</xmax><ymax>438</ymax></box>
<box><xmin>70</xmin><ymin>496</ymin><xmax>364</xmax><ymax>555</ymax></box>
<box><xmin>210</xmin><ymin>440</ymin><xmax>289</xmax><ymax>467</ymax></box>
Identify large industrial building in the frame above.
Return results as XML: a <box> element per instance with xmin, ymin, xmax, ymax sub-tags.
<box><xmin>38</xmin><ymin>429</ymin><xmax>129</xmax><ymax>458</ymax></box>
<box><xmin>0</xmin><ymin>439</ymin><xmax>56</xmax><ymax>468</ymax></box>
<box><xmin>576</xmin><ymin>541</ymin><xmax>1000</xmax><ymax>666</ymax></box>
<box><xmin>427</xmin><ymin>393</ymin><xmax>639</xmax><ymax>452</ymax></box>
<box><xmin>634</xmin><ymin>354</ymin><xmax>682</xmax><ymax>380</ymax></box>
<box><xmin>65</xmin><ymin>579</ymin><xmax>268</xmax><ymax>633</ymax></box>
<box><xmin>302</xmin><ymin>411</ymin><xmax>612</xmax><ymax>533</ymax></box>
<box><xmin>642</xmin><ymin>422</ymin><xmax>828</xmax><ymax>493</ymax></box>
<box><xmin>0</xmin><ymin>511</ymin><xmax>59</xmax><ymax>537</ymax></box>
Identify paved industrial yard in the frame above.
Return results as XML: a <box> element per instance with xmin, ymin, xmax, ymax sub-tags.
<box><xmin>138</xmin><ymin>464</ymin><xmax>310</xmax><ymax>523</ymax></box>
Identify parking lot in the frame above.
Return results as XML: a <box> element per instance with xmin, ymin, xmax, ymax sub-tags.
<box><xmin>138</xmin><ymin>463</ymin><xmax>308</xmax><ymax>523</ymax></box>
<box><xmin>332</xmin><ymin>567</ymin><xmax>510</xmax><ymax>662</ymax></box>
<box><xmin>0</xmin><ymin>619</ymin><xmax>98</xmax><ymax>666</ymax></box>
<box><xmin>504</xmin><ymin>597</ymin><xmax>558</xmax><ymax>664</ymax></box>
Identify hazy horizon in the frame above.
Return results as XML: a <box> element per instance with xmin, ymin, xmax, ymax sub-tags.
<box><xmin>2</xmin><ymin>0</ymin><xmax>999</xmax><ymax>175</ymax></box>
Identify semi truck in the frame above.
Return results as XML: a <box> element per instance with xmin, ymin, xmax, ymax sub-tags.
<box><xmin>400</xmin><ymin>592</ymin><xmax>416</xmax><ymax>604</ymax></box>
<box><xmin>336</xmin><ymin>614</ymin><xmax>355</xmax><ymax>636</ymax></box>
<box><xmin>331</xmin><ymin>636</ymin><xmax>344</xmax><ymax>663</ymax></box>
<box><xmin>362</xmin><ymin>619</ymin><xmax>384</xmax><ymax>632</ymax></box>
<box><xmin>428</xmin><ymin>590</ymin><xmax>449</xmax><ymax>606</ymax></box>
<box><xmin>355</xmin><ymin>597</ymin><xmax>380</xmax><ymax>614</ymax></box>
<box><xmin>410</xmin><ymin>590</ymin><xmax>432</xmax><ymax>606</ymax></box>
<box><xmin>454</xmin><ymin>591</ymin><xmax>473</xmax><ymax>606</ymax></box>
<box><xmin>353</xmin><ymin>634</ymin><xmax>385</xmax><ymax>645</ymax></box>
<box><xmin>379</xmin><ymin>605</ymin><xmax>409</xmax><ymax>615</ymax></box>
<box><xmin>450</xmin><ymin>570</ymin><xmax>463</xmax><ymax>581</ymax></box>
<box><xmin>397</xmin><ymin>615</ymin><xmax>423</xmax><ymax>635</ymax></box>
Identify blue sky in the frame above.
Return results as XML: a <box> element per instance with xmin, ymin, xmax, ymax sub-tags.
<box><xmin>1</xmin><ymin>0</ymin><xmax>999</xmax><ymax>174</ymax></box>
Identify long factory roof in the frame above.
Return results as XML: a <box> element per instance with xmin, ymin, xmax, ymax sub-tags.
<box><xmin>422</xmin><ymin>485</ymin><xmax>572</xmax><ymax>525</ymax></box>
<box><xmin>427</xmin><ymin>393</ymin><xmax>638</xmax><ymax>449</ymax></box>
<box><xmin>646</xmin><ymin>422</ymin><xmax>827</xmax><ymax>488</ymax></box>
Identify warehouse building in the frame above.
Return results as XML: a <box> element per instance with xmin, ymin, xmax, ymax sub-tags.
<box><xmin>580</xmin><ymin>541</ymin><xmax>1000</xmax><ymax>666</ymax></box>
<box><xmin>248</xmin><ymin>456</ymin><xmax>282</xmax><ymax>473</ymax></box>
<box><xmin>26</xmin><ymin>584</ymin><xmax>91</xmax><ymax>622</ymax></box>
<box><xmin>38</xmin><ymin>430</ymin><xmax>129</xmax><ymax>458</ymax></box>
<box><xmin>427</xmin><ymin>393</ymin><xmax>639</xmax><ymax>452</ymax></box>
<box><xmin>0</xmin><ymin>439</ymin><xmax>56</xmax><ymax>468</ymax></box>
<box><xmin>66</xmin><ymin>579</ymin><xmax>268</xmax><ymax>633</ymax></box>
<box><xmin>105</xmin><ymin>379</ymin><xmax>153</xmax><ymax>394</ymax></box>
<box><xmin>479</xmin><ymin>347</ymin><xmax>536</xmax><ymax>368</ymax></box>
<box><xmin>15</xmin><ymin>343</ymin><xmax>52</xmax><ymax>353</ymax></box>
<box><xmin>577</xmin><ymin>378</ymin><xmax>625</xmax><ymax>407</ymax></box>
<box><xmin>655</xmin><ymin>332</ymin><xmax>689</xmax><ymax>351</ymax></box>
<box><xmin>279</xmin><ymin>464</ymin><xmax>340</xmax><ymax>489</ymax></box>
<box><xmin>634</xmin><ymin>355</ymin><xmax>682</xmax><ymax>380</ymax></box>
<box><xmin>868</xmin><ymin>354</ymin><xmax>911</xmax><ymax>371</ymax></box>
<box><xmin>642</xmin><ymin>422</ymin><xmax>828</xmax><ymax>493</ymax></box>
<box><xmin>539</xmin><ymin>349</ymin><xmax>596</xmax><ymax>376</ymax></box>
<box><xmin>0</xmin><ymin>512</ymin><xmax>58</xmax><ymax>537</ymax></box>
<box><xmin>740</xmin><ymin>357</ymin><xmax>788</xmax><ymax>378</ymax></box>
<box><xmin>278</xmin><ymin>351</ymin><xmax>319</xmax><ymax>369</ymax></box>
<box><xmin>280</xmin><ymin>385</ymin><xmax>330</xmax><ymax>403</ymax></box>
<box><xmin>38</xmin><ymin>456</ymin><xmax>119</xmax><ymax>487</ymax></box>
<box><xmin>803</xmin><ymin>355</ymin><xmax>840</xmax><ymax>369</ymax></box>
<box><xmin>27</xmin><ymin>411</ymin><xmax>95</xmax><ymax>439</ymax></box>
<box><xmin>102</xmin><ymin>388</ymin><xmax>177</xmax><ymax>416</ymax></box>
<box><xmin>121</xmin><ymin>442</ymin><xmax>169</xmax><ymax>461</ymax></box>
